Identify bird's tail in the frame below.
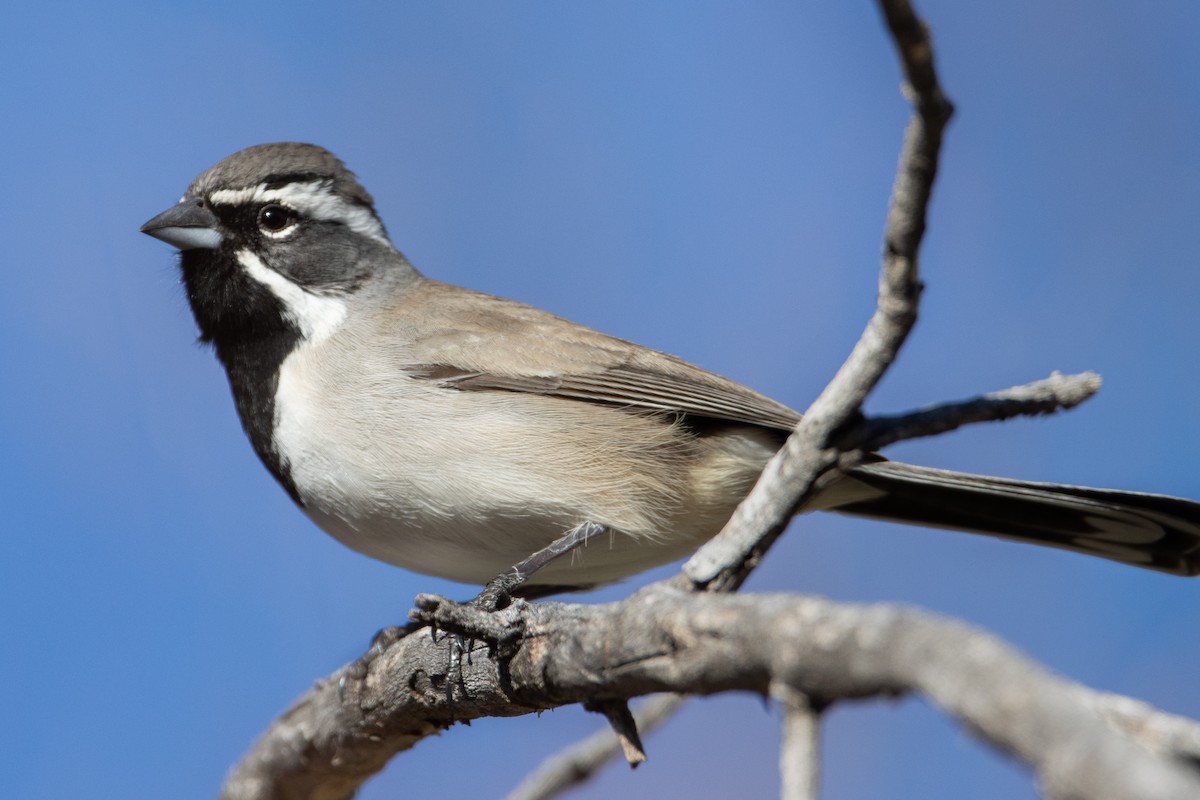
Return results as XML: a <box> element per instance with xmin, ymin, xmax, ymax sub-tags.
<box><xmin>831</xmin><ymin>461</ymin><xmax>1200</xmax><ymax>576</ymax></box>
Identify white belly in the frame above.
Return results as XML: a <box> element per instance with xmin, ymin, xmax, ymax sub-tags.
<box><xmin>270</xmin><ymin>342</ymin><xmax>756</xmax><ymax>587</ymax></box>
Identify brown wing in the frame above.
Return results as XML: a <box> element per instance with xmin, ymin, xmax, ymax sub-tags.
<box><xmin>393</xmin><ymin>280</ymin><xmax>801</xmax><ymax>431</ymax></box>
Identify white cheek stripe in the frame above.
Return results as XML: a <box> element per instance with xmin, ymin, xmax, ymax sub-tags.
<box><xmin>209</xmin><ymin>181</ymin><xmax>390</xmax><ymax>246</ymax></box>
<box><xmin>235</xmin><ymin>250</ymin><xmax>347</xmax><ymax>344</ymax></box>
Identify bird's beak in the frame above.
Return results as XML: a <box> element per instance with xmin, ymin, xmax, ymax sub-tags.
<box><xmin>140</xmin><ymin>198</ymin><xmax>224</xmax><ymax>250</ymax></box>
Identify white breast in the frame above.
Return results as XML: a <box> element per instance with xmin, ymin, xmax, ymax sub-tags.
<box><xmin>270</xmin><ymin>339</ymin><xmax>747</xmax><ymax>586</ymax></box>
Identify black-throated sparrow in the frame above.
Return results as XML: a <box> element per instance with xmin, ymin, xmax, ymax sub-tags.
<box><xmin>142</xmin><ymin>143</ymin><xmax>1200</xmax><ymax>594</ymax></box>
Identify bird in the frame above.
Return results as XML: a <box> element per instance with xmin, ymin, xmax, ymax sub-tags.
<box><xmin>141</xmin><ymin>142</ymin><xmax>1200</xmax><ymax>598</ymax></box>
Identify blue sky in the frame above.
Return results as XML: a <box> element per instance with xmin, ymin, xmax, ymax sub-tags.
<box><xmin>3</xmin><ymin>2</ymin><xmax>1199</xmax><ymax>798</ymax></box>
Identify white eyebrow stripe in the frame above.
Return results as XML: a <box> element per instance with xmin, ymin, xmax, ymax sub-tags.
<box><xmin>234</xmin><ymin>249</ymin><xmax>348</xmax><ymax>344</ymax></box>
<box><xmin>209</xmin><ymin>181</ymin><xmax>390</xmax><ymax>246</ymax></box>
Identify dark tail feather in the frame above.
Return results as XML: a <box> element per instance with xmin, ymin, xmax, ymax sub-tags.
<box><xmin>835</xmin><ymin>461</ymin><xmax>1200</xmax><ymax>576</ymax></box>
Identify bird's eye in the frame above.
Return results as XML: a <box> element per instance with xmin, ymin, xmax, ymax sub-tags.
<box><xmin>257</xmin><ymin>204</ymin><xmax>295</xmax><ymax>232</ymax></box>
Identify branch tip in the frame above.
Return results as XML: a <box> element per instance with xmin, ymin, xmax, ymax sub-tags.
<box><xmin>584</xmin><ymin>700</ymin><xmax>647</xmax><ymax>767</ymax></box>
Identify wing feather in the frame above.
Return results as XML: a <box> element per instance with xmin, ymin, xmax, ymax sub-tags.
<box><xmin>392</xmin><ymin>280</ymin><xmax>800</xmax><ymax>431</ymax></box>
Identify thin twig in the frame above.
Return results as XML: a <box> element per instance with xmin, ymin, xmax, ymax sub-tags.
<box><xmin>1089</xmin><ymin>691</ymin><xmax>1200</xmax><ymax>763</ymax></box>
<box><xmin>582</xmin><ymin>700</ymin><xmax>646</xmax><ymax>767</ymax></box>
<box><xmin>847</xmin><ymin>371</ymin><xmax>1101</xmax><ymax>453</ymax></box>
<box><xmin>777</xmin><ymin>686</ymin><xmax>822</xmax><ymax>800</ymax></box>
<box><xmin>506</xmin><ymin>695</ymin><xmax>685</xmax><ymax>800</ymax></box>
<box><xmin>684</xmin><ymin>0</ymin><xmax>953</xmax><ymax>589</ymax></box>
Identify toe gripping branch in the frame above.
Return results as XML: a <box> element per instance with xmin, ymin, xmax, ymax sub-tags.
<box><xmin>405</xmin><ymin>522</ymin><xmax>614</xmax><ymax>696</ymax></box>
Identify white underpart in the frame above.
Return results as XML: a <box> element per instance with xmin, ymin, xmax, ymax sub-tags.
<box><xmin>235</xmin><ymin>250</ymin><xmax>347</xmax><ymax>344</ymax></box>
<box><xmin>209</xmin><ymin>180</ymin><xmax>390</xmax><ymax>246</ymax></box>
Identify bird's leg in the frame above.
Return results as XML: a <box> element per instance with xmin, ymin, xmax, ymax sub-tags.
<box><xmin>471</xmin><ymin>521</ymin><xmax>611</xmax><ymax>611</ymax></box>
<box><xmin>411</xmin><ymin>522</ymin><xmax>612</xmax><ymax>696</ymax></box>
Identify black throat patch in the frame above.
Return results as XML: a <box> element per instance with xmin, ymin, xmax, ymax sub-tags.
<box><xmin>180</xmin><ymin>248</ymin><xmax>304</xmax><ymax>505</ymax></box>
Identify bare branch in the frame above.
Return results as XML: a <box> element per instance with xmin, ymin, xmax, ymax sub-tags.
<box><xmin>1089</xmin><ymin>692</ymin><xmax>1200</xmax><ymax>763</ymax></box>
<box><xmin>221</xmin><ymin>588</ymin><xmax>1200</xmax><ymax>800</ymax></box>
<box><xmin>848</xmin><ymin>371</ymin><xmax>1102</xmax><ymax>453</ymax></box>
<box><xmin>582</xmin><ymin>699</ymin><xmax>646</xmax><ymax>767</ymax></box>
<box><xmin>683</xmin><ymin>0</ymin><xmax>953</xmax><ymax>590</ymax></box>
<box><xmin>506</xmin><ymin>695</ymin><xmax>685</xmax><ymax>800</ymax></box>
<box><xmin>777</xmin><ymin>686</ymin><xmax>822</xmax><ymax>800</ymax></box>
